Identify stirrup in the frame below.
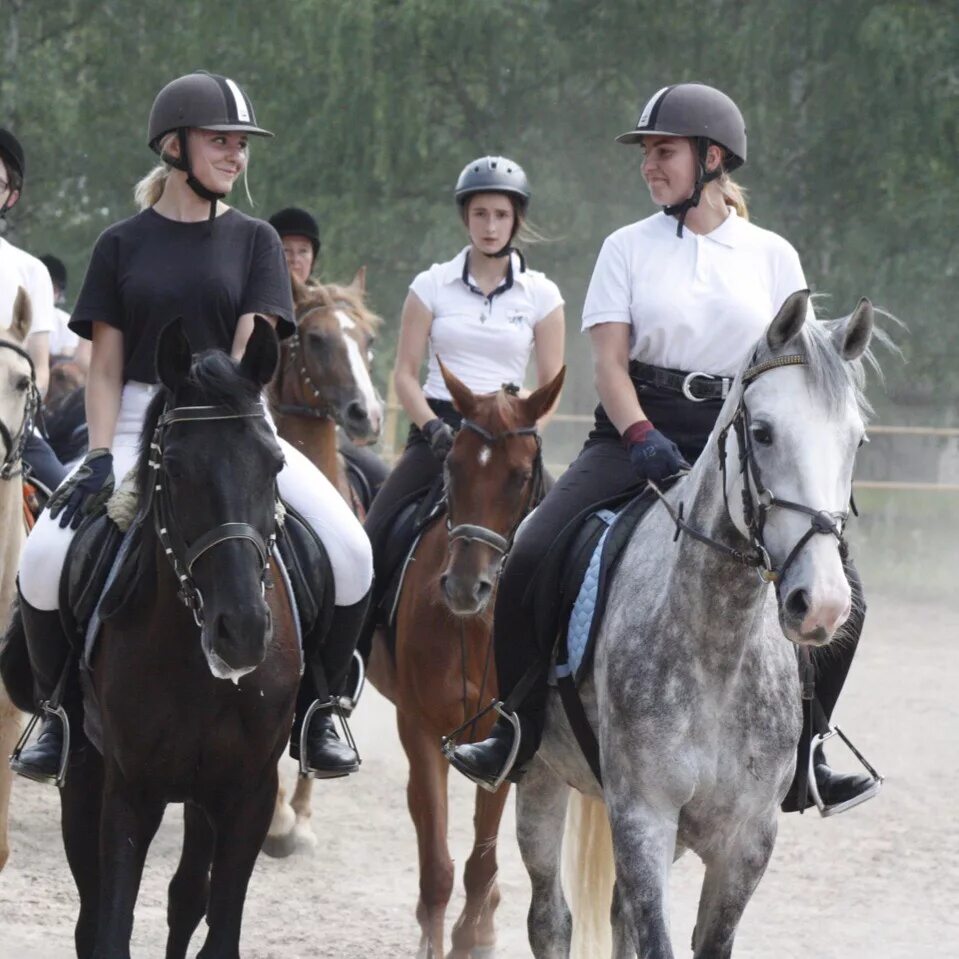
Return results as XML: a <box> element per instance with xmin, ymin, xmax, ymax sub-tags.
<box><xmin>336</xmin><ymin>650</ymin><xmax>366</xmax><ymax>716</ymax></box>
<box><xmin>808</xmin><ymin>726</ymin><xmax>883</xmax><ymax>817</ymax></box>
<box><xmin>9</xmin><ymin>701</ymin><xmax>71</xmax><ymax>789</ymax></box>
<box><xmin>441</xmin><ymin>701</ymin><xmax>522</xmax><ymax>794</ymax></box>
<box><xmin>297</xmin><ymin>697</ymin><xmax>361</xmax><ymax>780</ymax></box>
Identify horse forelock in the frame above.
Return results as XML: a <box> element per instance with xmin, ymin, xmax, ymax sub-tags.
<box><xmin>297</xmin><ymin>280</ymin><xmax>382</xmax><ymax>339</ymax></box>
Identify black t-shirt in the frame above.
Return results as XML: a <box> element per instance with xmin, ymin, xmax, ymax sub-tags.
<box><xmin>69</xmin><ymin>207</ymin><xmax>295</xmax><ymax>383</ymax></box>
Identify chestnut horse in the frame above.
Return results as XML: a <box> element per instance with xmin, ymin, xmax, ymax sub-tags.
<box><xmin>375</xmin><ymin>362</ymin><xmax>564</xmax><ymax>958</ymax></box>
<box><xmin>264</xmin><ymin>270</ymin><xmax>384</xmax><ymax>856</ymax></box>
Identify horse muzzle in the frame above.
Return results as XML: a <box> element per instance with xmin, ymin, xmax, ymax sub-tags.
<box><xmin>201</xmin><ymin>604</ymin><xmax>273</xmax><ymax>681</ymax></box>
<box><xmin>440</xmin><ymin>568</ymin><xmax>495</xmax><ymax>617</ymax></box>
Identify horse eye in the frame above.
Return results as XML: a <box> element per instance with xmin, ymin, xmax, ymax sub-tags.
<box><xmin>16</xmin><ymin>375</ymin><xmax>30</xmax><ymax>392</ymax></box>
<box><xmin>750</xmin><ymin>423</ymin><xmax>773</xmax><ymax>446</ymax></box>
<box><xmin>858</xmin><ymin>434</ymin><xmax>869</xmax><ymax>449</ymax></box>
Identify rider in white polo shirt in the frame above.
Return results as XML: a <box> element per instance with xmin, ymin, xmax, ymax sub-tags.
<box><xmin>451</xmin><ymin>84</ymin><xmax>878</xmax><ymax>816</ymax></box>
<box><xmin>357</xmin><ymin>156</ymin><xmax>565</xmax><ymax>664</ymax></box>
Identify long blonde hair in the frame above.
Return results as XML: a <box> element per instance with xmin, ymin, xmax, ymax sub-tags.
<box><xmin>134</xmin><ymin>132</ymin><xmax>175</xmax><ymax>210</ymax></box>
<box><xmin>717</xmin><ymin>170</ymin><xmax>748</xmax><ymax>220</ymax></box>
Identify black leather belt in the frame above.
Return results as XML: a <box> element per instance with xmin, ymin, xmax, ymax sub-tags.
<box><xmin>629</xmin><ymin>361</ymin><xmax>732</xmax><ymax>402</ymax></box>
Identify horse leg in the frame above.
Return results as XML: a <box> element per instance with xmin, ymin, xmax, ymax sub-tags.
<box><xmin>93</xmin><ymin>771</ymin><xmax>166</xmax><ymax>959</ymax></box>
<box><xmin>261</xmin><ymin>770</ymin><xmax>298</xmax><ymax>858</ymax></box>
<box><xmin>0</xmin><ymin>688</ymin><xmax>21</xmax><ymax>872</ymax></box>
<box><xmin>448</xmin><ymin>781</ymin><xmax>511</xmax><ymax>959</ymax></box>
<box><xmin>398</xmin><ymin>710</ymin><xmax>454</xmax><ymax>959</ymax></box>
<box><xmin>195</xmin><ymin>772</ymin><xmax>279</xmax><ymax>959</ymax></box>
<box><xmin>605</xmin><ymin>798</ymin><xmax>677</xmax><ymax>959</ymax></box>
<box><xmin>289</xmin><ymin>772</ymin><xmax>317</xmax><ymax>850</ymax></box>
<box><xmin>165</xmin><ymin>802</ymin><xmax>216</xmax><ymax>959</ymax></box>
<box><xmin>60</xmin><ymin>747</ymin><xmax>104</xmax><ymax>959</ymax></box>
<box><xmin>515</xmin><ymin>757</ymin><xmax>572</xmax><ymax>959</ymax></box>
<box><xmin>690</xmin><ymin>817</ymin><xmax>778</xmax><ymax>959</ymax></box>
<box><xmin>610</xmin><ymin>882</ymin><xmax>634</xmax><ymax>959</ymax></box>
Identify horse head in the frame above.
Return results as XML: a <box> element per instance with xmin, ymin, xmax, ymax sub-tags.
<box><xmin>150</xmin><ymin>316</ymin><xmax>284</xmax><ymax>680</ymax></box>
<box><xmin>273</xmin><ymin>273</ymin><xmax>384</xmax><ymax>442</ymax></box>
<box><xmin>0</xmin><ymin>287</ymin><xmax>39</xmax><ymax>480</ymax></box>
<box><xmin>719</xmin><ymin>290</ymin><xmax>875</xmax><ymax>645</ymax></box>
<box><xmin>439</xmin><ymin>361</ymin><xmax>565</xmax><ymax>616</ymax></box>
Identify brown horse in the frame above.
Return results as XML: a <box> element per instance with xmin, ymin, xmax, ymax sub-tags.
<box><xmin>264</xmin><ymin>269</ymin><xmax>384</xmax><ymax>856</ymax></box>
<box><xmin>374</xmin><ymin>362</ymin><xmax>564</xmax><ymax>958</ymax></box>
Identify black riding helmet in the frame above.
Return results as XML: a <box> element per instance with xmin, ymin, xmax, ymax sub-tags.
<box><xmin>269</xmin><ymin>207</ymin><xmax>321</xmax><ymax>260</ymax></box>
<box><xmin>0</xmin><ymin>128</ymin><xmax>25</xmax><ymax>218</ymax></box>
<box><xmin>147</xmin><ymin>71</ymin><xmax>273</xmax><ymax>219</ymax></box>
<box><xmin>455</xmin><ymin>156</ymin><xmax>530</xmax><ymax>259</ymax></box>
<box><xmin>617</xmin><ymin>83</ymin><xmax>747</xmax><ymax>237</ymax></box>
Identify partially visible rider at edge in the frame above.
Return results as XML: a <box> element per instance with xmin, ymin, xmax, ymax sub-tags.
<box><xmin>0</xmin><ymin>128</ymin><xmax>68</xmax><ymax>493</ymax></box>
<box><xmin>40</xmin><ymin>253</ymin><xmax>91</xmax><ymax>370</ymax></box>
<box><xmin>355</xmin><ymin>156</ymin><xmax>566</xmax><ymax>665</ymax></box>
<box><xmin>11</xmin><ymin>72</ymin><xmax>373</xmax><ymax>786</ymax></box>
<box><xmin>450</xmin><ymin>83</ymin><xmax>878</xmax><ymax>816</ymax></box>
<box><xmin>268</xmin><ymin>204</ymin><xmax>389</xmax><ymax>501</ymax></box>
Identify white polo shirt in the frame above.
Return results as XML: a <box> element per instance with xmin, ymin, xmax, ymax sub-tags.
<box><xmin>582</xmin><ymin>210</ymin><xmax>809</xmax><ymax>376</ymax></box>
<box><xmin>0</xmin><ymin>236</ymin><xmax>55</xmax><ymax>338</ymax></box>
<box><xmin>410</xmin><ymin>246</ymin><xmax>563</xmax><ymax>401</ymax></box>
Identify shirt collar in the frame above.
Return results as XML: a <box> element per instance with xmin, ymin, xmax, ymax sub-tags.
<box><xmin>441</xmin><ymin>245</ymin><xmax>526</xmax><ymax>290</ymax></box>
<box><xmin>659</xmin><ymin>207</ymin><xmax>741</xmax><ymax>248</ymax></box>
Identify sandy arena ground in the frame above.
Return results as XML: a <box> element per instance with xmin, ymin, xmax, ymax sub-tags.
<box><xmin>1</xmin><ymin>594</ymin><xmax>956</xmax><ymax>958</ymax></box>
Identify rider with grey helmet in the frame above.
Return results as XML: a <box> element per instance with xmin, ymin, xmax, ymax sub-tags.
<box><xmin>451</xmin><ymin>84</ymin><xmax>879</xmax><ymax>817</ymax></box>
<box><xmin>13</xmin><ymin>72</ymin><xmax>373</xmax><ymax>785</ymax></box>
<box><xmin>355</xmin><ymin>155</ymin><xmax>566</xmax><ymax>667</ymax></box>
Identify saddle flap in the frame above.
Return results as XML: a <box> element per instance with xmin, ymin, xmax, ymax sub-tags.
<box><xmin>276</xmin><ymin>503</ymin><xmax>333</xmax><ymax>642</ymax></box>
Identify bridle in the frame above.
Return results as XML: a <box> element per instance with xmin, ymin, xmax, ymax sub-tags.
<box><xmin>445</xmin><ymin>417</ymin><xmax>545</xmax><ymax>560</ymax></box>
<box><xmin>272</xmin><ymin>325</ymin><xmax>338</xmax><ymax>420</ymax></box>
<box><xmin>147</xmin><ymin>404</ymin><xmax>277</xmax><ymax>627</ymax></box>
<box><xmin>654</xmin><ymin>352</ymin><xmax>850</xmax><ymax>587</ymax></box>
<box><xmin>0</xmin><ymin>340</ymin><xmax>41</xmax><ymax>481</ymax></box>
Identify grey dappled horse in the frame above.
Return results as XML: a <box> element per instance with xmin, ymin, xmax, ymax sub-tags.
<box><xmin>516</xmin><ymin>292</ymin><xmax>876</xmax><ymax>958</ymax></box>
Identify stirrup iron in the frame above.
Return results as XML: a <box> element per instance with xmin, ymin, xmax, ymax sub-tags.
<box><xmin>9</xmin><ymin>700</ymin><xmax>71</xmax><ymax>789</ymax></box>
<box><xmin>336</xmin><ymin>650</ymin><xmax>366</xmax><ymax>716</ymax></box>
<box><xmin>808</xmin><ymin>725</ymin><xmax>883</xmax><ymax>817</ymax></box>
<box><xmin>297</xmin><ymin>697</ymin><xmax>361</xmax><ymax>779</ymax></box>
<box><xmin>441</xmin><ymin>700</ymin><xmax>522</xmax><ymax>794</ymax></box>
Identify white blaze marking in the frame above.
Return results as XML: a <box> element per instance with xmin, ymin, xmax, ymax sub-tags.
<box><xmin>336</xmin><ymin>309</ymin><xmax>383</xmax><ymax>432</ymax></box>
<box><xmin>478</xmin><ymin>447</ymin><xmax>491</xmax><ymax>467</ymax></box>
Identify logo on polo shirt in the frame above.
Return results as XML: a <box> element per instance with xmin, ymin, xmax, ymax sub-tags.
<box><xmin>506</xmin><ymin>310</ymin><xmax>529</xmax><ymax>327</ymax></box>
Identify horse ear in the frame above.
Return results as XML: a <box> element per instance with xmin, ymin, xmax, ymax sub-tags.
<box><xmin>766</xmin><ymin>290</ymin><xmax>810</xmax><ymax>351</ymax></box>
<box><xmin>523</xmin><ymin>366</ymin><xmax>566</xmax><ymax>424</ymax></box>
<box><xmin>349</xmin><ymin>265</ymin><xmax>367</xmax><ymax>293</ymax></box>
<box><xmin>438</xmin><ymin>358</ymin><xmax>475</xmax><ymax>417</ymax></box>
<box><xmin>9</xmin><ymin>286</ymin><xmax>32</xmax><ymax>342</ymax></box>
<box><xmin>156</xmin><ymin>317</ymin><xmax>192</xmax><ymax>390</ymax></box>
<box><xmin>834</xmin><ymin>297</ymin><xmax>874</xmax><ymax>361</ymax></box>
<box><xmin>239</xmin><ymin>315</ymin><xmax>280</xmax><ymax>387</ymax></box>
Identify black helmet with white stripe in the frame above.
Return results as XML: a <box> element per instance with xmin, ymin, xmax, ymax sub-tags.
<box><xmin>455</xmin><ymin>156</ymin><xmax>531</xmax><ymax>213</ymax></box>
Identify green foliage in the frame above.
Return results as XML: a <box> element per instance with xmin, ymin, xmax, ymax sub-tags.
<box><xmin>3</xmin><ymin>0</ymin><xmax>956</xmax><ymax>412</ymax></box>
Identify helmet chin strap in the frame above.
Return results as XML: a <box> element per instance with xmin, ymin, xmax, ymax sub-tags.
<box><xmin>161</xmin><ymin>129</ymin><xmax>225</xmax><ymax>221</ymax></box>
<box><xmin>663</xmin><ymin>138</ymin><xmax>721</xmax><ymax>238</ymax></box>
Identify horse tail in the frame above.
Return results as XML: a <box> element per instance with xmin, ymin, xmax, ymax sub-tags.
<box><xmin>562</xmin><ymin>791</ymin><xmax>615</xmax><ymax>958</ymax></box>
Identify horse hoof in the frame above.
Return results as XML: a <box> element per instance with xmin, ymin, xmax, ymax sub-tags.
<box><xmin>469</xmin><ymin>947</ymin><xmax>495</xmax><ymax>959</ymax></box>
<box><xmin>260</xmin><ymin>829</ymin><xmax>298</xmax><ymax>859</ymax></box>
<box><xmin>292</xmin><ymin>821</ymin><xmax>318</xmax><ymax>851</ymax></box>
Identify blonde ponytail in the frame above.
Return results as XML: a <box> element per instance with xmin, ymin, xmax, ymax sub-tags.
<box><xmin>133</xmin><ymin>132</ymin><xmax>175</xmax><ymax>210</ymax></box>
<box><xmin>718</xmin><ymin>172</ymin><xmax>749</xmax><ymax>220</ymax></box>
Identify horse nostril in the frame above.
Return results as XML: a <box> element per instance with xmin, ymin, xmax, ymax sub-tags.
<box><xmin>440</xmin><ymin>573</ymin><xmax>450</xmax><ymax>598</ymax></box>
<box><xmin>474</xmin><ymin>580</ymin><xmax>492</xmax><ymax>606</ymax></box>
<box><xmin>784</xmin><ymin>588</ymin><xmax>810</xmax><ymax>622</ymax></box>
<box><xmin>345</xmin><ymin>400</ymin><xmax>367</xmax><ymax>424</ymax></box>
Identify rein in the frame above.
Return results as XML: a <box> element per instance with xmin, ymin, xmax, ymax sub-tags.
<box><xmin>146</xmin><ymin>404</ymin><xmax>276</xmax><ymax>627</ymax></box>
<box><xmin>0</xmin><ymin>340</ymin><xmax>41</xmax><ymax>481</ymax></box>
<box><xmin>651</xmin><ymin>352</ymin><xmax>850</xmax><ymax>586</ymax></box>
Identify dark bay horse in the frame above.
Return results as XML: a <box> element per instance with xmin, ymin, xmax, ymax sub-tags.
<box><xmin>377</xmin><ymin>362</ymin><xmax>564</xmax><ymax>959</ymax></box>
<box><xmin>45</xmin><ymin>317</ymin><xmax>300</xmax><ymax>958</ymax></box>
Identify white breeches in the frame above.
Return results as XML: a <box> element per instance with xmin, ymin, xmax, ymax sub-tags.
<box><xmin>19</xmin><ymin>381</ymin><xmax>372</xmax><ymax>611</ymax></box>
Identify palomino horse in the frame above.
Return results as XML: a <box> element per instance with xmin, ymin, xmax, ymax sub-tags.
<box><xmin>515</xmin><ymin>293</ymin><xmax>877</xmax><ymax>958</ymax></box>
<box><xmin>0</xmin><ymin>288</ymin><xmax>38</xmax><ymax>872</ymax></box>
<box><xmin>263</xmin><ymin>270</ymin><xmax>384</xmax><ymax>857</ymax></box>
<box><xmin>7</xmin><ymin>318</ymin><xmax>301</xmax><ymax>957</ymax></box>
<box><xmin>379</xmin><ymin>362</ymin><xmax>564</xmax><ymax>958</ymax></box>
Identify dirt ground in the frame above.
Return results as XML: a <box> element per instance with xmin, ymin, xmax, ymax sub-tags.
<box><xmin>1</xmin><ymin>593</ymin><xmax>956</xmax><ymax>959</ymax></box>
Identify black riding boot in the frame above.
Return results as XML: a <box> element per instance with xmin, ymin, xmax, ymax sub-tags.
<box><xmin>290</xmin><ymin>588</ymin><xmax>372</xmax><ymax>778</ymax></box>
<box><xmin>8</xmin><ymin>590</ymin><xmax>76</xmax><ymax>787</ymax></box>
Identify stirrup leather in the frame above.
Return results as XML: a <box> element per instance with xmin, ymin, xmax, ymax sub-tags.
<box><xmin>809</xmin><ymin>725</ymin><xmax>883</xmax><ymax>817</ymax></box>
<box><xmin>442</xmin><ymin>701</ymin><xmax>522</xmax><ymax>794</ymax></box>
<box><xmin>9</xmin><ymin>700</ymin><xmax>71</xmax><ymax>789</ymax></box>
<box><xmin>297</xmin><ymin>697</ymin><xmax>361</xmax><ymax>779</ymax></box>
<box><xmin>336</xmin><ymin>650</ymin><xmax>366</xmax><ymax>716</ymax></box>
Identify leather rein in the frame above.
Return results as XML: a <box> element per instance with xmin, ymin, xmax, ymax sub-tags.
<box><xmin>0</xmin><ymin>340</ymin><xmax>41</xmax><ymax>481</ymax></box>
<box><xmin>146</xmin><ymin>404</ymin><xmax>277</xmax><ymax>627</ymax></box>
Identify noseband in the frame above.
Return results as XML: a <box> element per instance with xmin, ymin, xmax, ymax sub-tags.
<box><xmin>147</xmin><ymin>404</ymin><xmax>276</xmax><ymax>627</ymax></box>
<box><xmin>655</xmin><ymin>352</ymin><xmax>850</xmax><ymax>586</ymax></box>
<box><xmin>446</xmin><ymin>418</ymin><xmax>544</xmax><ymax>559</ymax></box>
<box><xmin>0</xmin><ymin>340</ymin><xmax>41</xmax><ymax>481</ymax></box>
<box><xmin>272</xmin><ymin>327</ymin><xmax>338</xmax><ymax>420</ymax></box>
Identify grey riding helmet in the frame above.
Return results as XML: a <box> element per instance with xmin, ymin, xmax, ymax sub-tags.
<box><xmin>454</xmin><ymin>156</ymin><xmax>531</xmax><ymax>214</ymax></box>
<box><xmin>147</xmin><ymin>71</ymin><xmax>272</xmax><ymax>215</ymax></box>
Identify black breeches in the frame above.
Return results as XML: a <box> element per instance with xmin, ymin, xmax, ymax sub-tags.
<box><xmin>23</xmin><ymin>430</ymin><xmax>67</xmax><ymax>493</ymax></box>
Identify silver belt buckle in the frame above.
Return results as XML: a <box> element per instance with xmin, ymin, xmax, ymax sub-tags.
<box><xmin>682</xmin><ymin>371</ymin><xmax>713</xmax><ymax>402</ymax></box>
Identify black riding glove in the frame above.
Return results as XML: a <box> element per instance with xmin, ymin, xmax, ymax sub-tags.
<box><xmin>623</xmin><ymin>421</ymin><xmax>690</xmax><ymax>483</ymax></box>
<box><xmin>422</xmin><ymin>418</ymin><xmax>455</xmax><ymax>461</ymax></box>
<box><xmin>47</xmin><ymin>448</ymin><xmax>115</xmax><ymax>530</ymax></box>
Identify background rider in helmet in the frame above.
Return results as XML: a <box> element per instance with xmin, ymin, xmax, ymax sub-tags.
<box><xmin>0</xmin><ymin>128</ymin><xmax>68</xmax><ymax>493</ymax></box>
<box><xmin>451</xmin><ymin>84</ymin><xmax>879</xmax><ymax>817</ymax></box>
<box><xmin>12</xmin><ymin>72</ymin><xmax>373</xmax><ymax>786</ymax></box>
<box><xmin>269</xmin><ymin>205</ymin><xmax>389</xmax><ymax>500</ymax></box>
<box><xmin>355</xmin><ymin>155</ymin><xmax>566</xmax><ymax>667</ymax></box>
